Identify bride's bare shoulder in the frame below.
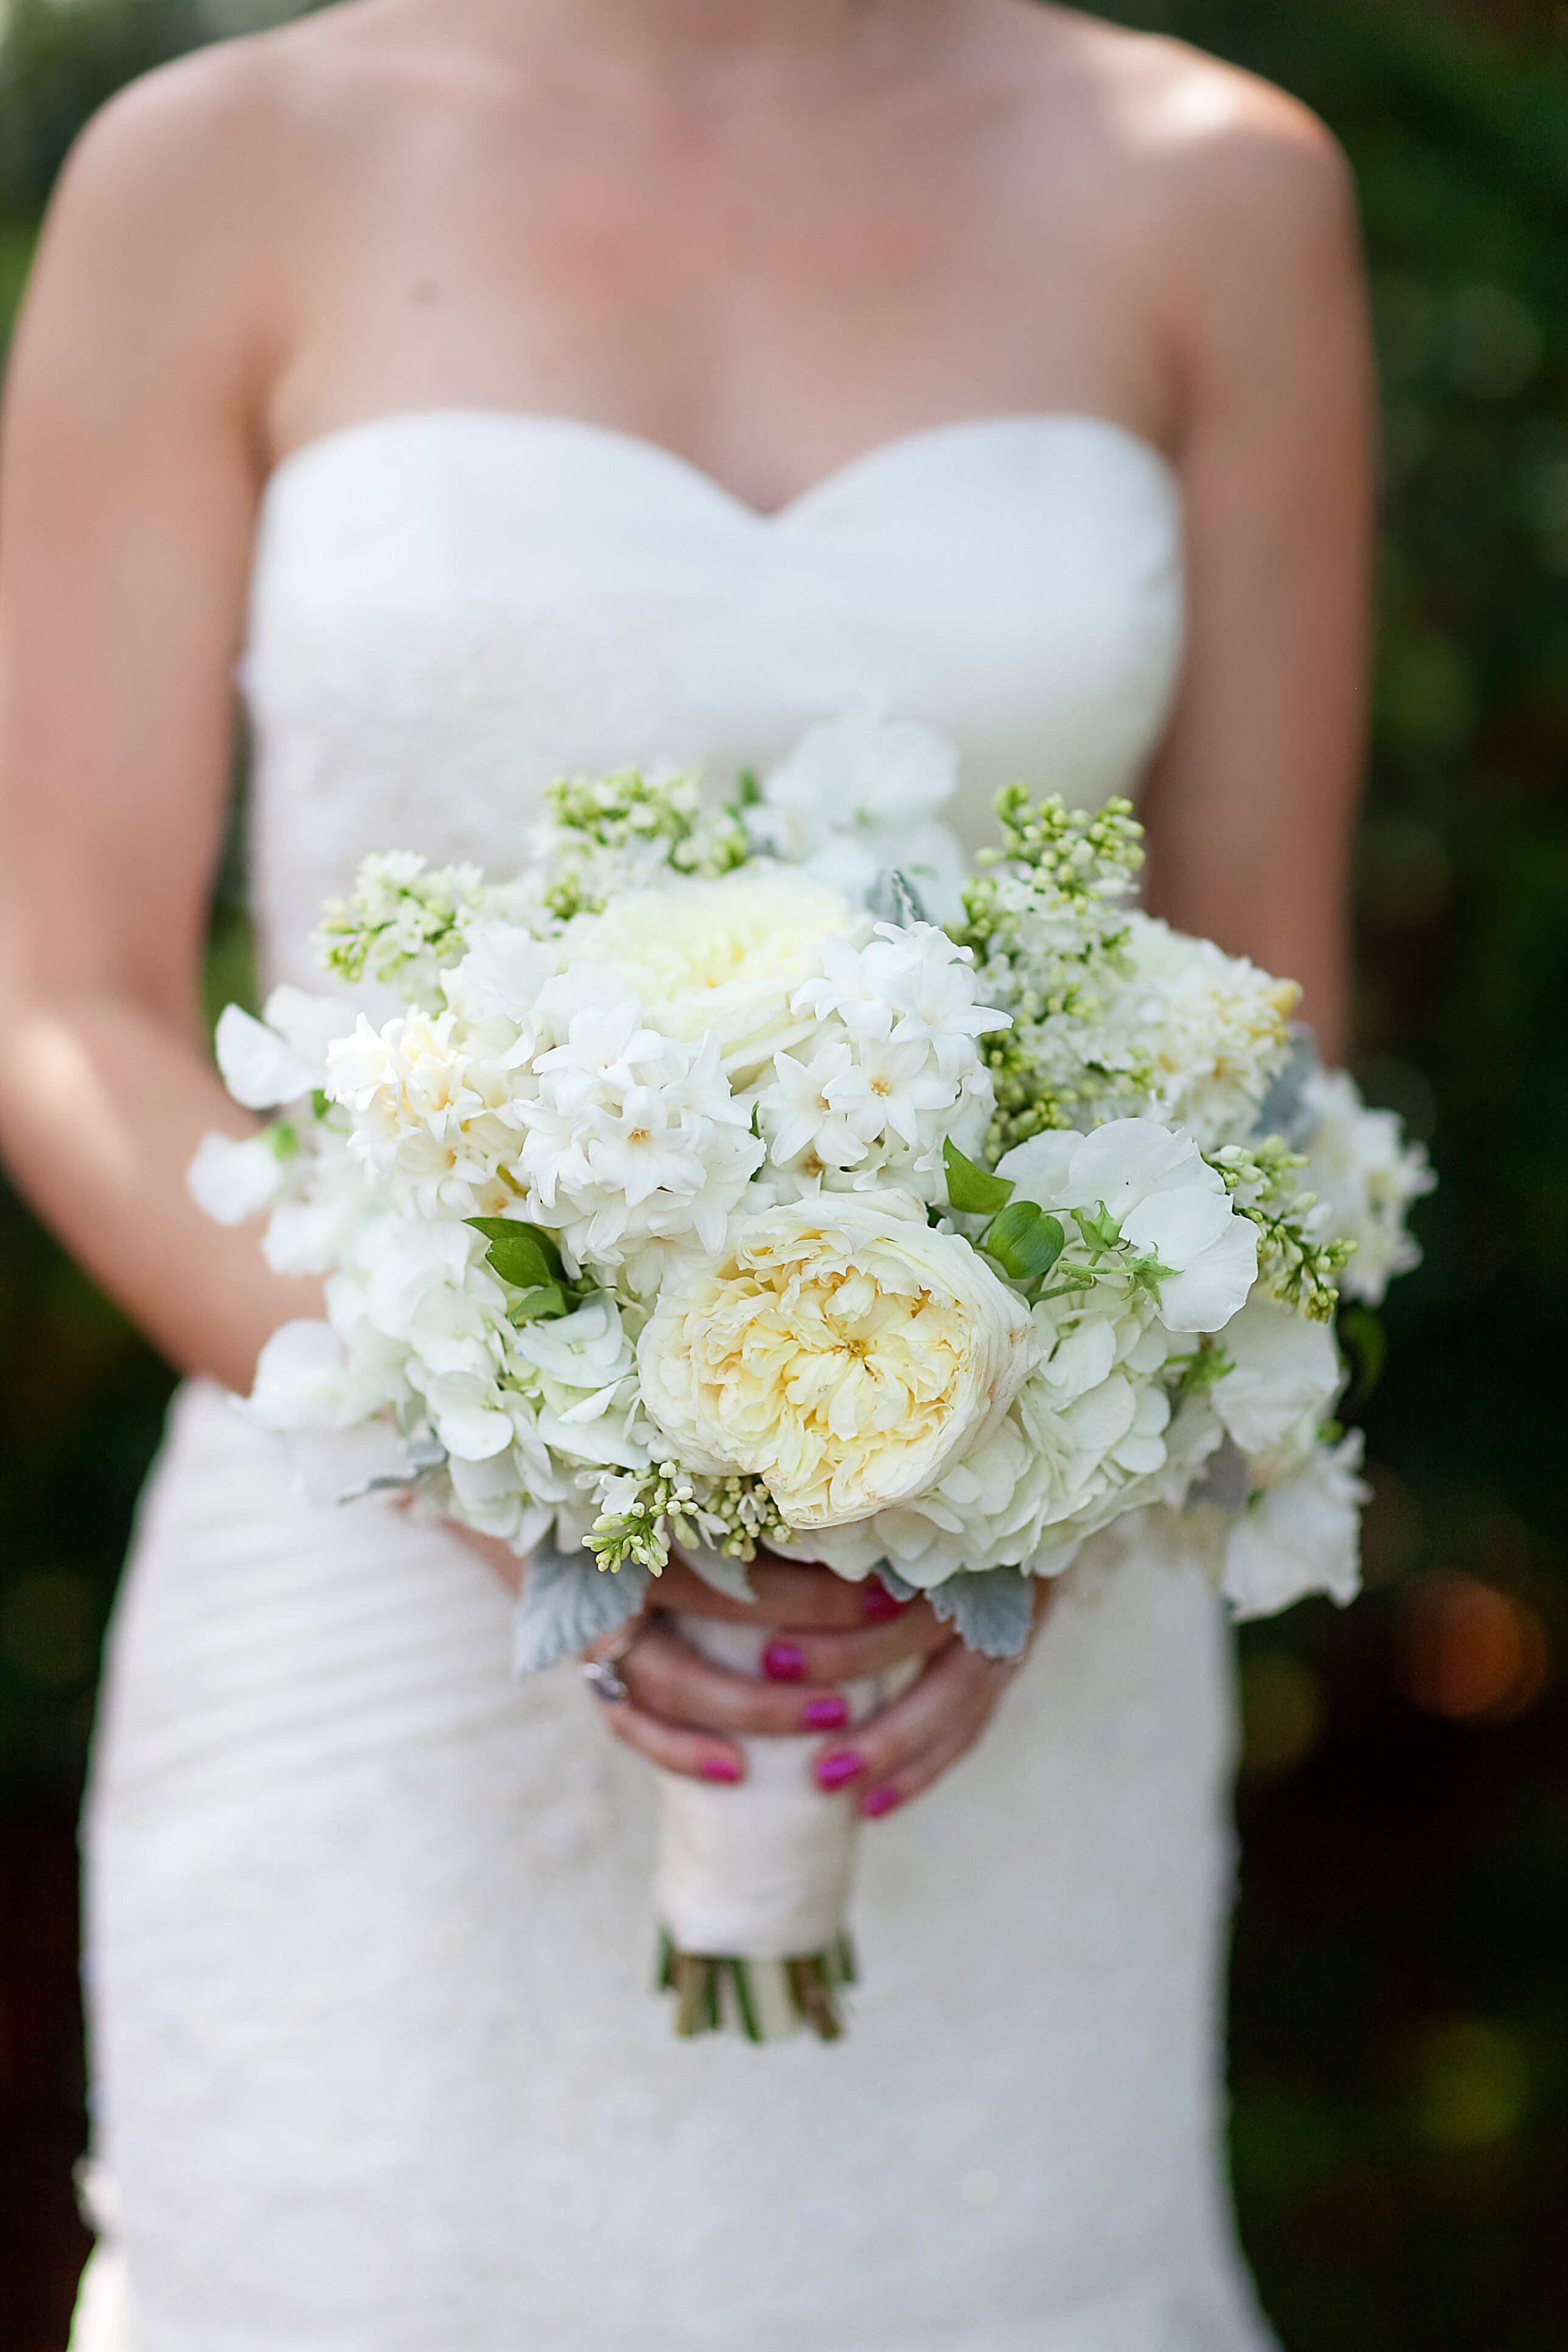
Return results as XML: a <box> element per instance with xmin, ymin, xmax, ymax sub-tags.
<box><xmin>34</xmin><ymin>4</ymin><xmax>441</xmax><ymax>283</ymax></box>
<box><xmin>990</xmin><ymin>3</ymin><xmax>1356</xmax><ymax>264</ymax></box>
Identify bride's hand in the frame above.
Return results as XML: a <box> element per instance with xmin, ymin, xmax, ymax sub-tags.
<box><xmin>452</xmin><ymin>1530</ymin><xmax>1048</xmax><ymax>1816</ymax></box>
<box><xmin>612</xmin><ymin>1550</ymin><xmax>1050</xmax><ymax>1818</ymax></box>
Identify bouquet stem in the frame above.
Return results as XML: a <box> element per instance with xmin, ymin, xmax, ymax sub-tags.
<box><xmin>651</xmin><ymin>1613</ymin><xmax>885</xmax><ymax>2043</ymax></box>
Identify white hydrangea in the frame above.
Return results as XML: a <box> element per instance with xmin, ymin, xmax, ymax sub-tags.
<box><xmin>744</xmin><ymin>707</ymin><xmax>969</xmax><ymax>922</ymax></box>
<box><xmin>514</xmin><ymin>966</ymin><xmax>764</xmax><ymax>1282</ymax></box>
<box><xmin>1299</xmin><ymin>1067</ymin><xmax>1435</xmax><ymax>1305</ymax></box>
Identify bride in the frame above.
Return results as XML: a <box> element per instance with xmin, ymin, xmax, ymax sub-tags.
<box><xmin>0</xmin><ymin>0</ymin><xmax>1370</xmax><ymax>2343</ymax></box>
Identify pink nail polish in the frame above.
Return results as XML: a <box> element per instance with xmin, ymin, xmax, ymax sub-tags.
<box><xmin>763</xmin><ymin>1642</ymin><xmax>806</xmax><ymax>1682</ymax></box>
<box><xmin>814</xmin><ymin>1751</ymin><xmax>863</xmax><ymax>1792</ymax></box>
<box><xmin>800</xmin><ymin>1695</ymin><xmax>850</xmax><ymax>1732</ymax></box>
<box><xmin>862</xmin><ymin>1585</ymin><xmax>907</xmax><ymax>1625</ymax></box>
<box><xmin>700</xmin><ymin>1757</ymin><xmax>742</xmax><ymax>1784</ymax></box>
<box><xmin>860</xmin><ymin>1785</ymin><xmax>900</xmax><ymax>1818</ymax></box>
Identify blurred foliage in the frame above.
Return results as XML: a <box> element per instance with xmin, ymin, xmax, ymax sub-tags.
<box><xmin>1</xmin><ymin>0</ymin><xmax>1566</xmax><ymax>2346</ymax></box>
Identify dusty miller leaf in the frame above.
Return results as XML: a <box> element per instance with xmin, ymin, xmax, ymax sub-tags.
<box><xmin>926</xmin><ymin>1567</ymin><xmax>1037</xmax><ymax>1659</ymax></box>
<box><xmin>512</xmin><ymin>1540</ymin><xmax>651</xmax><ymax>1676</ymax></box>
<box><xmin>677</xmin><ymin>1543</ymin><xmax>757</xmax><ymax>1605</ymax></box>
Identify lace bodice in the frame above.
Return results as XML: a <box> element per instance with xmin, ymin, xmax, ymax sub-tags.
<box><xmin>242</xmin><ymin>409</ymin><xmax>1184</xmax><ymax>989</ymax></box>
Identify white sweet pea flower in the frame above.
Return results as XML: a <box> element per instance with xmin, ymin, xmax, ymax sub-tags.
<box><xmin>213</xmin><ymin>987</ymin><xmax>356</xmax><ymax>1111</ymax></box>
<box><xmin>1299</xmin><ymin>1067</ymin><xmax>1435</xmax><ymax>1305</ymax></box>
<box><xmin>999</xmin><ymin>1119</ymin><xmax>1258</xmax><ymax>1333</ymax></box>
<box><xmin>441</xmin><ymin>926</ymin><xmax>560</xmax><ymax>1025</ymax></box>
<box><xmin>186</xmin><ymin>1130</ymin><xmax>289</xmax><ymax>1224</ymax></box>
<box><xmin>1221</xmin><ymin>1432</ymin><xmax>1368</xmax><ymax>1621</ymax></box>
<box><xmin>245</xmin><ymin>1319</ymin><xmax>383</xmax><ymax>1431</ymax></box>
<box><xmin>1210</xmin><ymin>1296</ymin><xmax>1342</xmax><ymax>1456</ymax></box>
<box><xmin>637</xmin><ymin>1189</ymin><xmax>1031</xmax><ymax>1528</ymax></box>
<box><xmin>747</xmin><ymin>708</ymin><xmax>969</xmax><ymax>921</ymax></box>
<box><xmin>215</xmin><ymin>1006</ymin><xmax>319</xmax><ymax>1111</ymax></box>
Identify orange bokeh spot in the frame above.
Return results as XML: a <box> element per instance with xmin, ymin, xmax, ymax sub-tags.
<box><xmin>1395</xmin><ymin>1573</ymin><xmax>1552</xmax><ymax>1724</ymax></box>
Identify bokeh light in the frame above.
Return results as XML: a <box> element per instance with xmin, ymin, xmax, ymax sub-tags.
<box><xmin>1394</xmin><ymin>1573</ymin><xmax>1553</xmax><ymax>1724</ymax></box>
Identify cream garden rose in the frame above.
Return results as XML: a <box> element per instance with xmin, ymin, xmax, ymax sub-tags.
<box><xmin>636</xmin><ymin>1191</ymin><xmax>1033</xmax><ymax>1528</ymax></box>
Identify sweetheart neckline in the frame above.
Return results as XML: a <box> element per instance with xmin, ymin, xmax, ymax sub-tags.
<box><xmin>263</xmin><ymin>406</ymin><xmax>1180</xmax><ymax>526</ymax></box>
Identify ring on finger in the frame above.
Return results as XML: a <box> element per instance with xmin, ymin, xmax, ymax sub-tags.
<box><xmin>581</xmin><ymin>1617</ymin><xmax>646</xmax><ymax>1706</ymax></box>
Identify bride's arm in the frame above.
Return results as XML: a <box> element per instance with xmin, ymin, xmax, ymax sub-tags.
<box><xmin>0</xmin><ymin>63</ymin><xmax>322</xmax><ymax>1391</ymax></box>
<box><xmin>1136</xmin><ymin>95</ymin><xmax>1375</xmax><ymax>1059</ymax></box>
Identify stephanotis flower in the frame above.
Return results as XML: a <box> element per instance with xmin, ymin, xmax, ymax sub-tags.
<box><xmin>515</xmin><ymin>965</ymin><xmax>764</xmax><ymax>1275</ymax></box>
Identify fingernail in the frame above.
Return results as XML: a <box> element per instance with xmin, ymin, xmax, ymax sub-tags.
<box><xmin>800</xmin><ymin>1695</ymin><xmax>850</xmax><ymax>1732</ymax></box>
<box><xmin>862</xmin><ymin>1585</ymin><xmax>907</xmax><ymax>1624</ymax></box>
<box><xmin>814</xmin><ymin>1750</ymin><xmax>864</xmax><ymax>1792</ymax></box>
<box><xmin>700</xmin><ymin>1757</ymin><xmax>743</xmax><ymax>1784</ymax></box>
<box><xmin>860</xmin><ymin>1786</ymin><xmax>901</xmax><ymax>1818</ymax></box>
<box><xmin>763</xmin><ymin>1642</ymin><xmax>806</xmax><ymax>1681</ymax></box>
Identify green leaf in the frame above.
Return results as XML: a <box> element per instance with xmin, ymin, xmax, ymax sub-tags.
<box><xmin>465</xmin><ymin>1217</ymin><xmax>565</xmax><ymax>1293</ymax></box>
<box><xmin>507</xmin><ymin>1283</ymin><xmax>568</xmax><ymax>1325</ymax></box>
<box><xmin>732</xmin><ymin>767</ymin><xmax>762</xmax><ymax>810</ymax></box>
<box><xmin>944</xmin><ymin>1138</ymin><xmax>1014</xmax><ymax>1217</ymax></box>
<box><xmin>984</xmin><ymin>1201</ymin><xmax>1065</xmax><ymax>1284</ymax></box>
<box><xmin>1072</xmin><ymin>1202</ymin><xmax>1123</xmax><ymax>1255</ymax></box>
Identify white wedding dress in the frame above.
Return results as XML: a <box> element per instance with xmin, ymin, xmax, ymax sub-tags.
<box><xmin>74</xmin><ymin>411</ymin><xmax>1277</xmax><ymax>2352</ymax></box>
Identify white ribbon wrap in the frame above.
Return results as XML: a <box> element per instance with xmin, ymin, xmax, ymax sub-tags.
<box><xmin>652</xmin><ymin>1614</ymin><xmax>888</xmax><ymax>1960</ymax></box>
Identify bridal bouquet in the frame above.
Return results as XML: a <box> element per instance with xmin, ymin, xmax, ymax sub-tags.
<box><xmin>191</xmin><ymin>714</ymin><xmax>1432</xmax><ymax>2038</ymax></box>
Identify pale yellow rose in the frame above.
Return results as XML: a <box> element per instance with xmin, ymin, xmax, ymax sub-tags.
<box><xmin>559</xmin><ymin>867</ymin><xmax>861</xmax><ymax>1081</ymax></box>
<box><xmin>636</xmin><ymin>1192</ymin><xmax>1033</xmax><ymax>1528</ymax></box>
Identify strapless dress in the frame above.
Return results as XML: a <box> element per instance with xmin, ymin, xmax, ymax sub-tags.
<box><xmin>72</xmin><ymin>411</ymin><xmax>1276</xmax><ymax>2351</ymax></box>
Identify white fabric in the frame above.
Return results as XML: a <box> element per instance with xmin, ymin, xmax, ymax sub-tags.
<box><xmin>654</xmin><ymin>1615</ymin><xmax>892</xmax><ymax>1962</ymax></box>
<box><xmin>80</xmin><ymin>409</ymin><xmax>1276</xmax><ymax>2349</ymax></box>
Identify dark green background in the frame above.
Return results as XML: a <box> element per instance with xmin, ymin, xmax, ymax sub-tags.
<box><xmin>1</xmin><ymin>1</ymin><xmax>1565</xmax><ymax>2345</ymax></box>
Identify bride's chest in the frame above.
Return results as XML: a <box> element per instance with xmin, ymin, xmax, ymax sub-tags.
<box><xmin>243</xmin><ymin>410</ymin><xmax>1185</xmax><ymax>871</ymax></box>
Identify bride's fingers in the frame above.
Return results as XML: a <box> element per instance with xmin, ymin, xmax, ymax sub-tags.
<box><xmin>752</xmin><ymin>1606</ymin><xmax>950</xmax><ymax>1687</ymax></box>
<box><xmin>811</xmin><ymin>1642</ymin><xmax>1009</xmax><ymax>1811</ymax></box>
<box><xmin>597</xmin><ymin>1696</ymin><xmax>747</xmax><ymax>1784</ymax></box>
<box><xmin>657</xmin><ymin>1554</ymin><xmax>899</xmax><ymax>1631</ymax></box>
<box><xmin>621</xmin><ymin>1624</ymin><xmax>856</xmax><ymax>1738</ymax></box>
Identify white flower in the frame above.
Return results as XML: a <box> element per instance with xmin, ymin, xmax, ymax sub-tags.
<box><xmin>187</xmin><ymin>1129</ymin><xmax>289</xmax><ymax>1224</ymax></box>
<box><xmin>516</xmin><ymin>967</ymin><xmax>763</xmax><ymax>1277</ymax></box>
<box><xmin>637</xmin><ymin>1190</ymin><xmax>1032</xmax><ymax>1528</ymax></box>
<box><xmin>245</xmin><ymin>1319</ymin><xmax>384</xmax><ymax>1432</ymax></box>
<box><xmin>1300</xmin><ymin>1067</ymin><xmax>1434</xmax><ymax>1305</ymax></box>
<box><xmin>999</xmin><ymin>1120</ymin><xmax>1259</xmax><ymax>1333</ymax></box>
<box><xmin>214</xmin><ymin>986</ymin><xmax>358</xmax><ymax>1111</ymax></box>
<box><xmin>746</xmin><ymin>708</ymin><xmax>969</xmax><ymax>921</ymax></box>
<box><xmin>1222</xmin><ymin>1431</ymin><xmax>1368</xmax><ymax>1620</ymax></box>
<box><xmin>1210</xmin><ymin>1296</ymin><xmax>1342</xmax><ymax>1457</ymax></box>
<box><xmin>760</xmin><ymin>922</ymin><xmax>1003</xmax><ymax>1193</ymax></box>
<box><xmin>440</xmin><ymin>926</ymin><xmax>559</xmax><ymax>1025</ymax></box>
<box><xmin>1121</xmin><ymin>915</ymin><xmax>1299</xmax><ymax>1146</ymax></box>
<box><xmin>327</xmin><ymin>1006</ymin><xmax>528</xmax><ymax>1218</ymax></box>
<box><xmin>559</xmin><ymin>867</ymin><xmax>861</xmax><ymax>1082</ymax></box>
